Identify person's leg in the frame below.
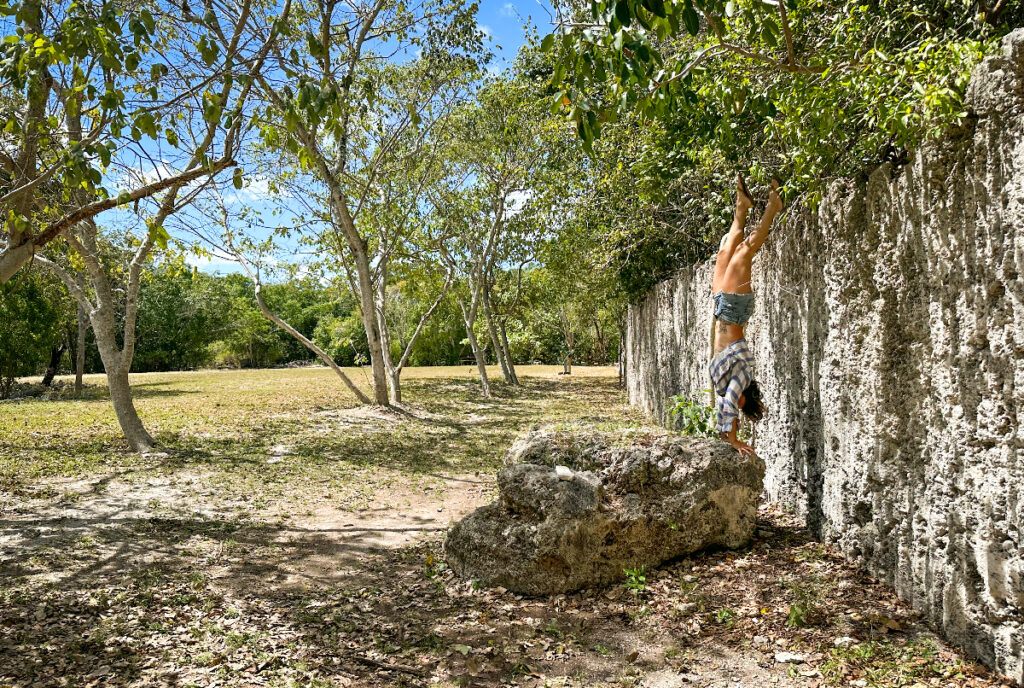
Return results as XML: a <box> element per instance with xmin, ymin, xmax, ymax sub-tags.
<box><xmin>721</xmin><ymin>180</ymin><xmax>784</xmax><ymax>292</ymax></box>
<box><xmin>740</xmin><ymin>178</ymin><xmax>783</xmax><ymax>256</ymax></box>
<box><xmin>712</xmin><ymin>176</ymin><xmax>753</xmax><ymax>293</ymax></box>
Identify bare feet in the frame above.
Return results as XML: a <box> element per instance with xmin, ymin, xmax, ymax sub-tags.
<box><xmin>766</xmin><ymin>178</ymin><xmax>783</xmax><ymax>215</ymax></box>
<box><xmin>736</xmin><ymin>174</ymin><xmax>754</xmax><ymax>213</ymax></box>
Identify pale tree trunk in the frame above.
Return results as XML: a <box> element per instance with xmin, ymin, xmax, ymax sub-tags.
<box><xmin>482</xmin><ymin>288</ymin><xmax>512</xmax><ymax>384</ymax></box>
<box><xmin>327</xmin><ymin>199</ymin><xmax>390</xmax><ymax>406</ymax></box>
<box><xmin>91</xmin><ymin>297</ymin><xmax>155</xmax><ymax>452</ymax></box>
<box><xmin>75</xmin><ymin>303</ymin><xmax>87</xmax><ymax>395</ymax></box>
<box><xmin>374</xmin><ymin>274</ymin><xmax>402</xmax><ymax>405</ymax></box>
<box><xmin>593</xmin><ymin>317</ymin><xmax>608</xmax><ymax>364</ymax></box>
<box><xmin>0</xmin><ymin>243</ymin><xmax>34</xmax><ymax>284</ymax></box>
<box><xmin>560</xmin><ymin>309</ymin><xmax>574</xmax><ymax>376</ymax></box>
<box><xmin>254</xmin><ymin>282</ymin><xmax>371</xmax><ymax>404</ymax></box>
<box><xmin>459</xmin><ymin>300</ymin><xmax>491</xmax><ymax>398</ymax></box>
<box><xmin>617</xmin><ymin>316</ymin><xmax>627</xmax><ymax>389</ymax></box>
<box><xmin>353</xmin><ymin>254</ymin><xmax>390</xmax><ymax>406</ymax></box>
<box><xmin>225</xmin><ymin>235</ymin><xmax>371</xmax><ymax>404</ymax></box>
<box><xmin>480</xmin><ymin>273</ymin><xmax>518</xmax><ymax>386</ymax></box>
<box><xmin>498</xmin><ymin>320</ymin><xmax>519</xmax><ymax>385</ymax></box>
<box><xmin>377</xmin><ymin>268</ymin><xmax>453</xmax><ymax>406</ymax></box>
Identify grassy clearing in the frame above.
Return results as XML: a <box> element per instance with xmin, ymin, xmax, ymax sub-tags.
<box><xmin>0</xmin><ymin>365</ymin><xmax>628</xmax><ymax>496</ymax></box>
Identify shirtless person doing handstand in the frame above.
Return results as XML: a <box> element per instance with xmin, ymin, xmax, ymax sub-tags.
<box><xmin>709</xmin><ymin>176</ymin><xmax>783</xmax><ymax>457</ymax></box>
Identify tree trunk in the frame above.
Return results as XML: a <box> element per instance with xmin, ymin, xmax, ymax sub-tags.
<box><xmin>498</xmin><ymin>320</ymin><xmax>519</xmax><ymax>385</ymax></box>
<box><xmin>560</xmin><ymin>310</ymin><xmax>574</xmax><ymax>375</ymax></box>
<box><xmin>461</xmin><ymin>303</ymin><xmax>490</xmax><ymax>398</ymax></box>
<box><xmin>374</xmin><ymin>276</ymin><xmax>403</xmax><ymax>406</ymax></box>
<box><xmin>485</xmin><ymin>315</ymin><xmax>511</xmax><ymax>382</ymax></box>
<box><xmin>0</xmin><ymin>241</ymin><xmax>35</xmax><ymax>284</ymax></box>
<box><xmin>387</xmin><ymin>368</ymin><xmax>402</xmax><ymax>405</ymax></box>
<box><xmin>351</xmin><ymin>249</ymin><xmax>390</xmax><ymax>406</ymax></box>
<box><xmin>105</xmin><ymin>364</ymin><xmax>155</xmax><ymax>453</ymax></box>
<box><xmin>378</xmin><ymin>310</ymin><xmax>402</xmax><ymax>405</ymax></box>
<box><xmin>593</xmin><ymin>317</ymin><xmax>607</xmax><ymax>364</ymax></box>
<box><xmin>75</xmin><ymin>303</ymin><xmax>87</xmax><ymax>396</ymax></box>
<box><xmin>481</xmin><ymin>286</ymin><xmax>513</xmax><ymax>385</ymax></box>
<box><xmin>481</xmin><ymin>275</ymin><xmax>520</xmax><ymax>386</ymax></box>
<box><xmin>41</xmin><ymin>344</ymin><xmax>65</xmax><ymax>386</ymax></box>
<box><xmin>617</xmin><ymin>319</ymin><xmax>627</xmax><ymax>389</ymax></box>
<box><xmin>91</xmin><ymin>308</ymin><xmax>154</xmax><ymax>452</ymax></box>
<box><xmin>253</xmin><ymin>283</ymin><xmax>371</xmax><ymax>404</ymax></box>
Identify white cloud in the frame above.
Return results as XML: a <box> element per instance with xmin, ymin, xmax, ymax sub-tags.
<box><xmin>507</xmin><ymin>189</ymin><xmax>533</xmax><ymax>217</ymax></box>
<box><xmin>228</xmin><ymin>175</ymin><xmax>274</xmax><ymax>205</ymax></box>
<box><xmin>500</xmin><ymin>3</ymin><xmax>516</xmax><ymax>16</ymax></box>
<box><xmin>184</xmin><ymin>253</ymin><xmax>243</xmax><ymax>274</ymax></box>
<box><xmin>479</xmin><ymin>24</ymin><xmax>493</xmax><ymax>39</ymax></box>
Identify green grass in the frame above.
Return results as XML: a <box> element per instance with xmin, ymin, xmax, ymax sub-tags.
<box><xmin>0</xmin><ymin>365</ymin><xmax>640</xmax><ymax>499</ymax></box>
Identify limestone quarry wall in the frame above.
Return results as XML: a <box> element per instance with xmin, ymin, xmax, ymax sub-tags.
<box><xmin>625</xmin><ymin>30</ymin><xmax>1024</xmax><ymax>682</ymax></box>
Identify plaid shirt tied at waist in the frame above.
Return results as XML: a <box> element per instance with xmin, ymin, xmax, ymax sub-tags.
<box><xmin>708</xmin><ymin>339</ymin><xmax>754</xmax><ymax>434</ymax></box>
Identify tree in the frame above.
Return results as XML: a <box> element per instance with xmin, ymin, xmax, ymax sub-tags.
<box><xmin>545</xmin><ymin>0</ymin><xmax>1012</xmax><ymax>195</ymax></box>
<box><xmin>434</xmin><ymin>76</ymin><xmax>562</xmax><ymax>394</ymax></box>
<box><xmin>254</xmin><ymin>0</ymin><xmax>484</xmax><ymax>406</ymax></box>
<box><xmin>29</xmin><ymin>0</ymin><xmax>288</xmax><ymax>451</ymax></box>
<box><xmin>0</xmin><ymin>1</ymin><xmax>285</xmax><ymax>283</ymax></box>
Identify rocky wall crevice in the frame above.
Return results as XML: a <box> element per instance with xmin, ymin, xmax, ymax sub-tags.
<box><xmin>625</xmin><ymin>30</ymin><xmax>1024</xmax><ymax>683</ymax></box>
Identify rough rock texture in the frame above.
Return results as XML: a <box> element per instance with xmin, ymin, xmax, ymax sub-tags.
<box><xmin>444</xmin><ymin>429</ymin><xmax>764</xmax><ymax>595</ymax></box>
<box><xmin>625</xmin><ymin>31</ymin><xmax>1024</xmax><ymax>683</ymax></box>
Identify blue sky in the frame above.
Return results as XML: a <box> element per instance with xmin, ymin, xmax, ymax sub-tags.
<box><xmin>478</xmin><ymin>0</ymin><xmax>555</xmax><ymax>70</ymax></box>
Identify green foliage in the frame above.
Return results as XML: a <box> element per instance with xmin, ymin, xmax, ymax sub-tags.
<box><xmin>134</xmin><ymin>264</ymin><xmax>233</xmax><ymax>372</ymax></box>
<box><xmin>533</xmin><ymin>0</ymin><xmax>1015</xmax><ymax>297</ymax></box>
<box><xmin>0</xmin><ymin>1</ymin><xmax>159</xmax><ymax>200</ymax></box>
<box><xmin>624</xmin><ymin>566</ymin><xmax>647</xmax><ymax>595</ymax></box>
<box><xmin>0</xmin><ymin>270</ymin><xmax>62</xmax><ymax>396</ymax></box>
<box><xmin>545</xmin><ymin>0</ymin><xmax>1005</xmax><ymax>192</ymax></box>
<box><xmin>819</xmin><ymin>637</ymin><xmax>968</xmax><ymax>686</ymax></box>
<box><xmin>312</xmin><ymin>312</ymin><xmax>370</xmax><ymax>367</ymax></box>
<box><xmin>668</xmin><ymin>395</ymin><xmax>717</xmax><ymax>437</ymax></box>
<box><xmin>784</xmin><ymin>576</ymin><xmax>825</xmax><ymax>628</ymax></box>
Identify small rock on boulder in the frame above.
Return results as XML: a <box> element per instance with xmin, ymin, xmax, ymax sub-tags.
<box><xmin>444</xmin><ymin>428</ymin><xmax>765</xmax><ymax>594</ymax></box>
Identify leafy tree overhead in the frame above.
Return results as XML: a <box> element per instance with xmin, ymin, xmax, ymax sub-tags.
<box><xmin>546</xmin><ymin>0</ymin><xmax>1013</xmax><ymax>195</ymax></box>
<box><xmin>0</xmin><ymin>0</ymin><xmax>288</xmax><ymax>283</ymax></box>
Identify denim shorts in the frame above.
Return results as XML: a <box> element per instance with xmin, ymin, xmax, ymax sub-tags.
<box><xmin>713</xmin><ymin>291</ymin><xmax>755</xmax><ymax>325</ymax></box>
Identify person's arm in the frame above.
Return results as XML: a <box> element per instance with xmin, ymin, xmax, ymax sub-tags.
<box><xmin>720</xmin><ymin>419</ymin><xmax>756</xmax><ymax>457</ymax></box>
<box><xmin>716</xmin><ymin>374</ymin><xmax>757</xmax><ymax>457</ymax></box>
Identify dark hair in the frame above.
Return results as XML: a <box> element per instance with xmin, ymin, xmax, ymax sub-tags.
<box><xmin>741</xmin><ymin>380</ymin><xmax>766</xmax><ymax>422</ymax></box>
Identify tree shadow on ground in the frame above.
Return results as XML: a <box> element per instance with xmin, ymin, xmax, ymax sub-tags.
<box><xmin>0</xmin><ymin>507</ymin><xmax>998</xmax><ymax>688</ymax></box>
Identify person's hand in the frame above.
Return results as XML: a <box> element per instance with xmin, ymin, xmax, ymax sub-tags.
<box><xmin>730</xmin><ymin>439</ymin><xmax>758</xmax><ymax>458</ymax></box>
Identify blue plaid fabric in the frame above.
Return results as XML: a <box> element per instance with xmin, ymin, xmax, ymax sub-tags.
<box><xmin>709</xmin><ymin>339</ymin><xmax>754</xmax><ymax>433</ymax></box>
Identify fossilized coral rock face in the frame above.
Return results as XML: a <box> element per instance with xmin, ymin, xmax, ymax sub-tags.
<box><xmin>623</xmin><ymin>29</ymin><xmax>1024</xmax><ymax>684</ymax></box>
<box><xmin>444</xmin><ymin>429</ymin><xmax>765</xmax><ymax>595</ymax></box>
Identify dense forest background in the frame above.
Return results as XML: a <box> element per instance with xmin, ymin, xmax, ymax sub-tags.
<box><xmin>2</xmin><ymin>257</ymin><xmax>620</xmax><ymax>387</ymax></box>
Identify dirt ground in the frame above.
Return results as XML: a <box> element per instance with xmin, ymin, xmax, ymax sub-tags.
<box><xmin>0</xmin><ymin>368</ymin><xmax>1011</xmax><ymax>688</ymax></box>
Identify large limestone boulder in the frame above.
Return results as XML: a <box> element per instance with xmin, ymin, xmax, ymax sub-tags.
<box><xmin>444</xmin><ymin>428</ymin><xmax>765</xmax><ymax>594</ymax></box>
